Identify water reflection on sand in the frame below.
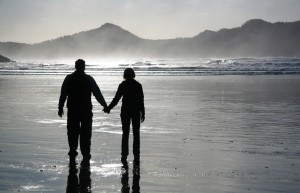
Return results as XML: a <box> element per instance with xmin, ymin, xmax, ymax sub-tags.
<box><xmin>0</xmin><ymin>75</ymin><xmax>299</xmax><ymax>192</ymax></box>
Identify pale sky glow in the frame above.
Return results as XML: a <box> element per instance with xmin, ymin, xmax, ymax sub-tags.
<box><xmin>0</xmin><ymin>0</ymin><xmax>300</xmax><ymax>43</ymax></box>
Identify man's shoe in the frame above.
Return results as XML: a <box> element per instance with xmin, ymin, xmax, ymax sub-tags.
<box><xmin>122</xmin><ymin>161</ymin><xmax>128</xmax><ymax>169</ymax></box>
<box><xmin>121</xmin><ymin>157</ymin><xmax>128</xmax><ymax>168</ymax></box>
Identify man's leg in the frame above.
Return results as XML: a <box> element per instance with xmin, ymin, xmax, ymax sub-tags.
<box><xmin>67</xmin><ymin>111</ymin><xmax>80</xmax><ymax>165</ymax></box>
<box><xmin>80</xmin><ymin>111</ymin><xmax>93</xmax><ymax>166</ymax></box>
<box><xmin>121</xmin><ymin>113</ymin><xmax>130</xmax><ymax>162</ymax></box>
<box><xmin>132</xmin><ymin>112</ymin><xmax>141</xmax><ymax>163</ymax></box>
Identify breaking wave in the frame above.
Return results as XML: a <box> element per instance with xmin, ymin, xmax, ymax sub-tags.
<box><xmin>1</xmin><ymin>57</ymin><xmax>300</xmax><ymax>75</ymax></box>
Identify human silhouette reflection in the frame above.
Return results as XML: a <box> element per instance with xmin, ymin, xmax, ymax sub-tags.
<box><xmin>66</xmin><ymin>166</ymin><xmax>92</xmax><ymax>193</ymax></box>
<box><xmin>121</xmin><ymin>162</ymin><xmax>140</xmax><ymax>193</ymax></box>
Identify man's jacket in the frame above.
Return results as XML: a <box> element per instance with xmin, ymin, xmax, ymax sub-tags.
<box><xmin>59</xmin><ymin>71</ymin><xmax>106</xmax><ymax>112</ymax></box>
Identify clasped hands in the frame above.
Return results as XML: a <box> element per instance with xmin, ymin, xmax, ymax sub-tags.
<box><xmin>103</xmin><ymin>106</ymin><xmax>111</xmax><ymax>114</ymax></box>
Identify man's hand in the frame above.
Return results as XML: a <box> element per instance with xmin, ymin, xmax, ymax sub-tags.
<box><xmin>58</xmin><ymin>109</ymin><xmax>64</xmax><ymax>117</ymax></box>
<box><xmin>141</xmin><ymin>113</ymin><xmax>145</xmax><ymax>123</ymax></box>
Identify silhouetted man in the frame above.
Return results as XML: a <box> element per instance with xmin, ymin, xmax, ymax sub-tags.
<box><xmin>105</xmin><ymin>68</ymin><xmax>145</xmax><ymax>165</ymax></box>
<box><xmin>58</xmin><ymin>59</ymin><xmax>107</xmax><ymax>167</ymax></box>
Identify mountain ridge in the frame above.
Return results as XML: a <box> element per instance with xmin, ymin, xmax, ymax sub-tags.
<box><xmin>0</xmin><ymin>19</ymin><xmax>300</xmax><ymax>59</ymax></box>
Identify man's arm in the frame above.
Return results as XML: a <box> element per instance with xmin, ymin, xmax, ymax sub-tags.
<box><xmin>140</xmin><ymin>84</ymin><xmax>145</xmax><ymax>122</ymax></box>
<box><xmin>58</xmin><ymin>76</ymin><xmax>69</xmax><ymax>117</ymax></box>
<box><xmin>90</xmin><ymin>77</ymin><xmax>107</xmax><ymax>108</ymax></box>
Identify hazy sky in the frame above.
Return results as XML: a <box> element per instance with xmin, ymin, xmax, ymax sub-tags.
<box><xmin>0</xmin><ymin>0</ymin><xmax>300</xmax><ymax>43</ymax></box>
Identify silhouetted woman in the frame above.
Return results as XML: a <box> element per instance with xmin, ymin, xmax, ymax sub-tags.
<box><xmin>106</xmin><ymin>68</ymin><xmax>145</xmax><ymax>164</ymax></box>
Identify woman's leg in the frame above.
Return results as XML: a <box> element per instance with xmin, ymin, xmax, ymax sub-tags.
<box><xmin>132</xmin><ymin>112</ymin><xmax>140</xmax><ymax>162</ymax></box>
<box><xmin>121</xmin><ymin>113</ymin><xmax>130</xmax><ymax>161</ymax></box>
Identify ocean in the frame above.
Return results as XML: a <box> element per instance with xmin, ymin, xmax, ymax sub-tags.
<box><xmin>1</xmin><ymin>57</ymin><xmax>300</xmax><ymax>75</ymax></box>
<box><xmin>0</xmin><ymin>58</ymin><xmax>300</xmax><ymax>192</ymax></box>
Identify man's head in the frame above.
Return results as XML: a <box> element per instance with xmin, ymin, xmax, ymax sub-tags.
<box><xmin>75</xmin><ymin>59</ymin><xmax>85</xmax><ymax>72</ymax></box>
<box><xmin>123</xmin><ymin>68</ymin><xmax>135</xmax><ymax>79</ymax></box>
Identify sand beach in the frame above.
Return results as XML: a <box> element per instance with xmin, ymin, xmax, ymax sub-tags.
<box><xmin>0</xmin><ymin>75</ymin><xmax>300</xmax><ymax>192</ymax></box>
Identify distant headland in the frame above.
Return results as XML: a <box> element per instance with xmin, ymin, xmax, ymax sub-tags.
<box><xmin>0</xmin><ymin>54</ymin><xmax>13</xmax><ymax>62</ymax></box>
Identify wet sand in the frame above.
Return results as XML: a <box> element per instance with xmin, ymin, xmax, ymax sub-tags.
<box><xmin>0</xmin><ymin>75</ymin><xmax>300</xmax><ymax>192</ymax></box>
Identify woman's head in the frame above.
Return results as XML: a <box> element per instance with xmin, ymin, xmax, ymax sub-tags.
<box><xmin>123</xmin><ymin>68</ymin><xmax>135</xmax><ymax>79</ymax></box>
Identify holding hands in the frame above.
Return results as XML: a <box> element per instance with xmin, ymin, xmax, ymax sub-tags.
<box><xmin>103</xmin><ymin>106</ymin><xmax>111</xmax><ymax>114</ymax></box>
